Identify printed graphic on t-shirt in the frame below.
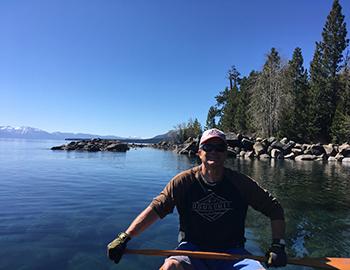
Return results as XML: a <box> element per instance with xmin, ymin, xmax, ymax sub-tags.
<box><xmin>192</xmin><ymin>193</ymin><xmax>233</xmax><ymax>222</ymax></box>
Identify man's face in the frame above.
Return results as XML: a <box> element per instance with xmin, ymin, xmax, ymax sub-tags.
<box><xmin>198</xmin><ymin>138</ymin><xmax>227</xmax><ymax>168</ymax></box>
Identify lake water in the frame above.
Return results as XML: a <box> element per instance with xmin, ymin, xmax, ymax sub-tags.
<box><xmin>0</xmin><ymin>139</ymin><xmax>349</xmax><ymax>270</ymax></box>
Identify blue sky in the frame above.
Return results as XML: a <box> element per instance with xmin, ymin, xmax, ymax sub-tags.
<box><xmin>1</xmin><ymin>0</ymin><xmax>349</xmax><ymax>138</ymax></box>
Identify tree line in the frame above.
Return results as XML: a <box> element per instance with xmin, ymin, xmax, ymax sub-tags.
<box><xmin>205</xmin><ymin>0</ymin><xmax>350</xmax><ymax>144</ymax></box>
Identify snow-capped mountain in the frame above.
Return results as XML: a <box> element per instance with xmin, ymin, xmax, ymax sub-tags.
<box><xmin>0</xmin><ymin>126</ymin><xmax>123</xmax><ymax>140</ymax></box>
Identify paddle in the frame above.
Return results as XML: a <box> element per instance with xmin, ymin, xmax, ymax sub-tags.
<box><xmin>125</xmin><ymin>249</ymin><xmax>350</xmax><ymax>270</ymax></box>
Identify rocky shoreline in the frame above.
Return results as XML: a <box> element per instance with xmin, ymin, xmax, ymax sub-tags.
<box><xmin>152</xmin><ymin>133</ymin><xmax>350</xmax><ymax>164</ymax></box>
<box><xmin>51</xmin><ymin>135</ymin><xmax>350</xmax><ymax>164</ymax></box>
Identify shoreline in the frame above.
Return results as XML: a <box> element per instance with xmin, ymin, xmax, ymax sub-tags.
<box><xmin>50</xmin><ymin>135</ymin><xmax>350</xmax><ymax>165</ymax></box>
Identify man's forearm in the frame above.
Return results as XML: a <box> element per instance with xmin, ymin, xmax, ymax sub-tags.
<box><xmin>125</xmin><ymin>206</ymin><xmax>160</xmax><ymax>238</ymax></box>
<box><xmin>271</xmin><ymin>219</ymin><xmax>286</xmax><ymax>240</ymax></box>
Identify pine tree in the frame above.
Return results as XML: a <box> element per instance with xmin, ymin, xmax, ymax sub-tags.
<box><xmin>280</xmin><ymin>47</ymin><xmax>310</xmax><ymax>142</ymax></box>
<box><xmin>310</xmin><ymin>0</ymin><xmax>349</xmax><ymax>142</ymax></box>
<box><xmin>205</xmin><ymin>106</ymin><xmax>218</xmax><ymax>130</ymax></box>
<box><xmin>235</xmin><ymin>71</ymin><xmax>258</xmax><ymax>134</ymax></box>
<box><xmin>220</xmin><ymin>84</ymin><xmax>239</xmax><ymax>132</ymax></box>
<box><xmin>331</xmin><ymin>51</ymin><xmax>350</xmax><ymax>142</ymax></box>
<box><xmin>216</xmin><ymin>66</ymin><xmax>241</xmax><ymax>132</ymax></box>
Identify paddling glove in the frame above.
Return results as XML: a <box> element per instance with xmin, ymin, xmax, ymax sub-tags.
<box><xmin>265</xmin><ymin>240</ymin><xmax>287</xmax><ymax>267</ymax></box>
<box><xmin>107</xmin><ymin>232</ymin><xmax>131</xmax><ymax>264</ymax></box>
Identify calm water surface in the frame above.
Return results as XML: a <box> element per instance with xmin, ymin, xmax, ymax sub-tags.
<box><xmin>0</xmin><ymin>139</ymin><xmax>349</xmax><ymax>270</ymax></box>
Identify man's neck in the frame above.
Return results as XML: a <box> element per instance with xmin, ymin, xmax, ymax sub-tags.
<box><xmin>201</xmin><ymin>164</ymin><xmax>224</xmax><ymax>183</ymax></box>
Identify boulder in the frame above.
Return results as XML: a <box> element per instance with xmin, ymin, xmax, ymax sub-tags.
<box><xmin>280</xmin><ymin>137</ymin><xmax>288</xmax><ymax>144</ymax></box>
<box><xmin>284</xmin><ymin>153</ymin><xmax>295</xmax><ymax>159</ymax></box>
<box><xmin>227</xmin><ymin>147</ymin><xmax>237</xmax><ymax>157</ymax></box>
<box><xmin>294</xmin><ymin>143</ymin><xmax>302</xmax><ymax>149</ymax></box>
<box><xmin>291</xmin><ymin>148</ymin><xmax>303</xmax><ymax>155</ymax></box>
<box><xmin>106</xmin><ymin>143</ymin><xmax>129</xmax><ymax>152</ymax></box>
<box><xmin>178</xmin><ymin>141</ymin><xmax>198</xmax><ymax>155</ymax></box>
<box><xmin>271</xmin><ymin>141</ymin><xmax>285</xmax><ymax>151</ymax></box>
<box><xmin>271</xmin><ymin>149</ymin><xmax>283</xmax><ymax>159</ymax></box>
<box><xmin>245</xmin><ymin>151</ymin><xmax>255</xmax><ymax>159</ymax></box>
<box><xmin>253</xmin><ymin>142</ymin><xmax>266</xmax><ymax>156</ymax></box>
<box><xmin>267</xmin><ymin>137</ymin><xmax>277</xmax><ymax>144</ymax></box>
<box><xmin>342</xmin><ymin>157</ymin><xmax>350</xmax><ymax>163</ymax></box>
<box><xmin>256</xmin><ymin>137</ymin><xmax>263</xmax><ymax>142</ymax></box>
<box><xmin>295</xmin><ymin>154</ymin><xmax>317</xmax><ymax>161</ymax></box>
<box><xmin>51</xmin><ymin>145</ymin><xmax>65</xmax><ymax>150</ymax></box>
<box><xmin>226</xmin><ymin>132</ymin><xmax>242</xmax><ymax>148</ymax></box>
<box><xmin>339</xmin><ymin>143</ymin><xmax>350</xmax><ymax>157</ymax></box>
<box><xmin>335</xmin><ymin>153</ymin><xmax>344</xmax><ymax>161</ymax></box>
<box><xmin>309</xmin><ymin>144</ymin><xmax>326</xmax><ymax>156</ymax></box>
<box><xmin>302</xmin><ymin>144</ymin><xmax>311</xmax><ymax>152</ymax></box>
<box><xmin>241</xmin><ymin>138</ymin><xmax>254</xmax><ymax>151</ymax></box>
<box><xmin>239</xmin><ymin>151</ymin><xmax>246</xmax><ymax>157</ymax></box>
<box><xmin>84</xmin><ymin>144</ymin><xmax>100</xmax><ymax>152</ymax></box>
<box><xmin>259</xmin><ymin>154</ymin><xmax>271</xmax><ymax>159</ymax></box>
<box><xmin>282</xmin><ymin>141</ymin><xmax>296</xmax><ymax>154</ymax></box>
<box><xmin>323</xmin><ymin>144</ymin><xmax>337</xmax><ymax>157</ymax></box>
<box><xmin>328</xmin><ymin>156</ymin><xmax>337</xmax><ymax>162</ymax></box>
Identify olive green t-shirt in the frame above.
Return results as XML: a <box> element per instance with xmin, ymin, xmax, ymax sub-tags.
<box><xmin>150</xmin><ymin>166</ymin><xmax>284</xmax><ymax>249</ymax></box>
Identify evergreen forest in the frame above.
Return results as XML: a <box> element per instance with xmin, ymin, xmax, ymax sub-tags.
<box><xmin>202</xmin><ymin>0</ymin><xmax>350</xmax><ymax>144</ymax></box>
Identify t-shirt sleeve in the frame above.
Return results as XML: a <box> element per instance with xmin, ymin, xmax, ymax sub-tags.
<box><xmin>150</xmin><ymin>178</ymin><xmax>177</xmax><ymax>219</ymax></box>
<box><xmin>234</xmin><ymin>171</ymin><xmax>285</xmax><ymax>220</ymax></box>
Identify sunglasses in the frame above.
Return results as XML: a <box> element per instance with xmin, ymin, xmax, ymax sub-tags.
<box><xmin>200</xmin><ymin>143</ymin><xmax>227</xmax><ymax>153</ymax></box>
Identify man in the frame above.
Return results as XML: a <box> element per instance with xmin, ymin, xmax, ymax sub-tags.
<box><xmin>107</xmin><ymin>128</ymin><xmax>287</xmax><ymax>270</ymax></box>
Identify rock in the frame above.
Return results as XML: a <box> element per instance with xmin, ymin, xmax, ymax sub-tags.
<box><xmin>339</xmin><ymin>143</ymin><xmax>350</xmax><ymax>157</ymax></box>
<box><xmin>245</xmin><ymin>151</ymin><xmax>254</xmax><ymax>159</ymax></box>
<box><xmin>342</xmin><ymin>157</ymin><xmax>350</xmax><ymax>163</ymax></box>
<box><xmin>84</xmin><ymin>144</ymin><xmax>100</xmax><ymax>152</ymax></box>
<box><xmin>267</xmin><ymin>137</ymin><xmax>277</xmax><ymax>144</ymax></box>
<box><xmin>239</xmin><ymin>151</ymin><xmax>246</xmax><ymax>157</ymax></box>
<box><xmin>253</xmin><ymin>142</ymin><xmax>266</xmax><ymax>156</ymax></box>
<box><xmin>256</xmin><ymin>137</ymin><xmax>263</xmax><ymax>142</ymax></box>
<box><xmin>271</xmin><ymin>149</ymin><xmax>283</xmax><ymax>159</ymax></box>
<box><xmin>328</xmin><ymin>156</ymin><xmax>337</xmax><ymax>162</ymax></box>
<box><xmin>302</xmin><ymin>144</ymin><xmax>311</xmax><ymax>152</ymax></box>
<box><xmin>259</xmin><ymin>154</ymin><xmax>271</xmax><ymax>159</ymax></box>
<box><xmin>106</xmin><ymin>143</ymin><xmax>129</xmax><ymax>152</ymax></box>
<box><xmin>282</xmin><ymin>141</ymin><xmax>296</xmax><ymax>154</ymax></box>
<box><xmin>241</xmin><ymin>138</ymin><xmax>254</xmax><ymax>151</ymax></box>
<box><xmin>284</xmin><ymin>153</ymin><xmax>295</xmax><ymax>159</ymax></box>
<box><xmin>294</xmin><ymin>143</ymin><xmax>302</xmax><ymax>149</ymax></box>
<box><xmin>226</xmin><ymin>132</ymin><xmax>242</xmax><ymax>148</ymax></box>
<box><xmin>309</xmin><ymin>144</ymin><xmax>326</xmax><ymax>156</ymax></box>
<box><xmin>227</xmin><ymin>147</ymin><xmax>237</xmax><ymax>157</ymax></box>
<box><xmin>51</xmin><ymin>145</ymin><xmax>64</xmax><ymax>150</ymax></box>
<box><xmin>280</xmin><ymin>137</ymin><xmax>288</xmax><ymax>144</ymax></box>
<box><xmin>51</xmin><ymin>139</ymin><xmax>130</xmax><ymax>152</ymax></box>
<box><xmin>335</xmin><ymin>153</ymin><xmax>344</xmax><ymax>161</ymax></box>
<box><xmin>270</xmin><ymin>141</ymin><xmax>286</xmax><ymax>151</ymax></box>
<box><xmin>316</xmin><ymin>154</ymin><xmax>327</xmax><ymax>160</ymax></box>
<box><xmin>323</xmin><ymin>144</ymin><xmax>337</xmax><ymax>157</ymax></box>
<box><xmin>291</xmin><ymin>148</ymin><xmax>303</xmax><ymax>155</ymax></box>
<box><xmin>295</xmin><ymin>154</ymin><xmax>317</xmax><ymax>161</ymax></box>
<box><xmin>184</xmin><ymin>137</ymin><xmax>193</xmax><ymax>144</ymax></box>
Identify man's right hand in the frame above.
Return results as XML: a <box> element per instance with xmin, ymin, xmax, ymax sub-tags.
<box><xmin>107</xmin><ymin>232</ymin><xmax>131</xmax><ymax>264</ymax></box>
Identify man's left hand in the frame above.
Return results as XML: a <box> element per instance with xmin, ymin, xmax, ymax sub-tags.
<box><xmin>265</xmin><ymin>241</ymin><xmax>287</xmax><ymax>267</ymax></box>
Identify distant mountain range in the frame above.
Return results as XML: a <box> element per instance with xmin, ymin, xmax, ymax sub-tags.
<box><xmin>0</xmin><ymin>126</ymin><xmax>175</xmax><ymax>142</ymax></box>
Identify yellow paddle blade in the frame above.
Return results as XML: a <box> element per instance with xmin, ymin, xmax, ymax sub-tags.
<box><xmin>125</xmin><ymin>249</ymin><xmax>350</xmax><ymax>270</ymax></box>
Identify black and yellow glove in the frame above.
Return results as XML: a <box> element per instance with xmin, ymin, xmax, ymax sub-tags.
<box><xmin>265</xmin><ymin>239</ymin><xmax>287</xmax><ymax>267</ymax></box>
<box><xmin>107</xmin><ymin>232</ymin><xmax>131</xmax><ymax>264</ymax></box>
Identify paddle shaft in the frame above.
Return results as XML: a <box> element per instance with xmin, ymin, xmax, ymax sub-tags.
<box><xmin>125</xmin><ymin>249</ymin><xmax>350</xmax><ymax>270</ymax></box>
